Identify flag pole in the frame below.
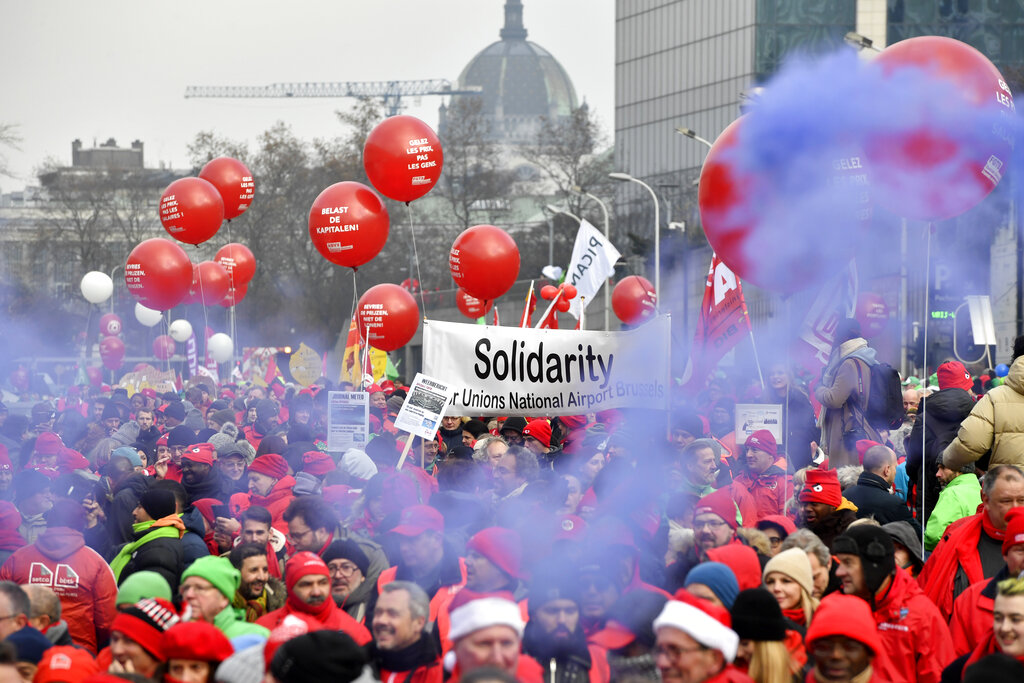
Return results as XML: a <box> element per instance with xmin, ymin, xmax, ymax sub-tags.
<box><xmin>521</xmin><ymin>281</ymin><xmax>535</xmax><ymax>328</ymax></box>
<box><xmin>535</xmin><ymin>289</ymin><xmax>565</xmax><ymax>329</ymax></box>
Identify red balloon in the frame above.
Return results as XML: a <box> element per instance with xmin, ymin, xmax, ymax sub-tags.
<box><xmin>308</xmin><ymin>182</ymin><xmax>390</xmax><ymax>269</ymax></box>
<box><xmin>99</xmin><ymin>313</ymin><xmax>122</xmax><ymax>337</ymax></box>
<box><xmin>215</xmin><ymin>243</ymin><xmax>257</xmax><ymax>285</ymax></box>
<box><xmin>612</xmin><ymin>276</ymin><xmax>657</xmax><ymax>326</ymax></box>
<box><xmin>159</xmin><ymin>177</ymin><xmax>225</xmax><ymax>246</ymax></box>
<box><xmin>199</xmin><ymin>157</ymin><xmax>255</xmax><ymax>220</ymax></box>
<box><xmin>357</xmin><ymin>284</ymin><xmax>420</xmax><ymax>352</ymax></box>
<box><xmin>85</xmin><ymin>367</ymin><xmax>103</xmax><ymax>388</ymax></box>
<box><xmin>561</xmin><ymin>284</ymin><xmax>578</xmax><ymax>300</ymax></box>
<box><xmin>699</xmin><ymin>116</ymin><xmax>862</xmax><ymax>293</ymax></box>
<box><xmin>869</xmin><ymin>36</ymin><xmax>1013</xmax><ymax>221</ymax></box>
<box><xmin>449</xmin><ymin>225</ymin><xmax>520</xmax><ymax>301</ymax></box>
<box><xmin>191</xmin><ymin>261</ymin><xmax>231</xmax><ymax>306</ymax></box>
<box><xmin>540</xmin><ymin>285</ymin><xmax>559</xmax><ymax>300</ymax></box>
<box><xmin>856</xmin><ymin>293</ymin><xmax>889</xmax><ymax>338</ymax></box>
<box><xmin>99</xmin><ymin>336</ymin><xmax>125</xmax><ymax>371</ymax></box>
<box><xmin>455</xmin><ymin>288</ymin><xmax>493</xmax><ymax>319</ymax></box>
<box><xmin>220</xmin><ymin>281</ymin><xmax>248</xmax><ymax>308</ymax></box>
<box><xmin>152</xmin><ymin>335</ymin><xmax>176</xmax><ymax>361</ymax></box>
<box><xmin>363</xmin><ymin>116</ymin><xmax>444</xmax><ymax>202</ymax></box>
<box><xmin>125</xmin><ymin>239</ymin><xmax>193</xmax><ymax>311</ymax></box>
<box><xmin>556</xmin><ymin>299</ymin><xmax>571</xmax><ymax>313</ymax></box>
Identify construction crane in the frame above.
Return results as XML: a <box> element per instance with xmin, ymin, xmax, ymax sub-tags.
<box><xmin>185</xmin><ymin>79</ymin><xmax>482</xmax><ymax>117</ymax></box>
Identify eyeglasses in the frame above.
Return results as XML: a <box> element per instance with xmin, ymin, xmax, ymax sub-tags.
<box><xmin>0</xmin><ymin>615</ymin><xmax>17</xmax><ymax>622</ymax></box>
<box><xmin>287</xmin><ymin>528</ymin><xmax>313</xmax><ymax>543</ymax></box>
<box><xmin>328</xmin><ymin>562</ymin><xmax>361</xmax><ymax>577</ymax></box>
<box><xmin>693</xmin><ymin>520</ymin><xmax>728</xmax><ymax>532</ymax></box>
<box><xmin>655</xmin><ymin>644</ymin><xmax>707</xmax><ymax>659</ymax></box>
<box><xmin>179</xmin><ymin>583</ymin><xmax>218</xmax><ymax>596</ymax></box>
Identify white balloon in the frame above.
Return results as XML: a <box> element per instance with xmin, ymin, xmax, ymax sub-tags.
<box><xmin>207</xmin><ymin>333</ymin><xmax>234</xmax><ymax>364</ymax></box>
<box><xmin>169</xmin><ymin>319</ymin><xmax>193</xmax><ymax>343</ymax></box>
<box><xmin>80</xmin><ymin>271</ymin><xmax>113</xmax><ymax>304</ymax></box>
<box><xmin>134</xmin><ymin>302</ymin><xmax>163</xmax><ymax>328</ymax></box>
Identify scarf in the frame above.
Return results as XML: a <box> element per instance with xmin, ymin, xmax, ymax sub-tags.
<box><xmin>110</xmin><ymin>515</ymin><xmax>185</xmax><ymax>581</ymax></box>
<box><xmin>231</xmin><ymin>589</ymin><xmax>268</xmax><ymax>623</ymax></box>
<box><xmin>286</xmin><ymin>586</ymin><xmax>333</xmax><ymax>622</ymax></box>
<box><xmin>982</xmin><ymin>511</ymin><xmax>1006</xmax><ymax>542</ymax></box>
<box><xmin>782</xmin><ymin>606</ymin><xmax>807</xmax><ymax>626</ymax></box>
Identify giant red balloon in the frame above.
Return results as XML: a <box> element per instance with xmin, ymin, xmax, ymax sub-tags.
<box><xmin>99</xmin><ymin>313</ymin><xmax>122</xmax><ymax>337</ymax></box>
<box><xmin>698</xmin><ymin>116</ymin><xmax>863</xmax><ymax>293</ymax></box>
<box><xmin>159</xmin><ymin>177</ymin><xmax>225</xmax><ymax>246</ymax></box>
<box><xmin>449</xmin><ymin>225</ymin><xmax>520</xmax><ymax>301</ymax></box>
<box><xmin>99</xmin><ymin>336</ymin><xmax>125</xmax><ymax>371</ymax></box>
<box><xmin>455</xmin><ymin>288</ymin><xmax>493</xmax><ymax>319</ymax></box>
<box><xmin>152</xmin><ymin>335</ymin><xmax>176</xmax><ymax>361</ymax></box>
<box><xmin>363</xmin><ymin>116</ymin><xmax>443</xmax><ymax>202</ymax></box>
<box><xmin>125</xmin><ymin>239</ymin><xmax>193</xmax><ymax>311</ymax></box>
<box><xmin>856</xmin><ymin>292</ymin><xmax>889</xmax><ymax>338</ymax></box>
<box><xmin>612</xmin><ymin>276</ymin><xmax>657</xmax><ymax>326</ymax></box>
<box><xmin>869</xmin><ymin>36</ymin><xmax>1013</xmax><ymax>221</ymax></box>
<box><xmin>191</xmin><ymin>261</ymin><xmax>231</xmax><ymax>306</ymax></box>
<box><xmin>199</xmin><ymin>157</ymin><xmax>255</xmax><ymax>220</ymax></box>
<box><xmin>308</xmin><ymin>182</ymin><xmax>389</xmax><ymax>269</ymax></box>
<box><xmin>219</xmin><ymin>281</ymin><xmax>248</xmax><ymax>308</ymax></box>
<box><xmin>357</xmin><ymin>284</ymin><xmax>420</xmax><ymax>352</ymax></box>
<box><xmin>215</xmin><ymin>243</ymin><xmax>256</xmax><ymax>285</ymax></box>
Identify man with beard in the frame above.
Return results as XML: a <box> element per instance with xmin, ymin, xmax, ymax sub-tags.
<box><xmin>256</xmin><ymin>551</ymin><xmax>372</xmax><ymax>644</ymax></box>
<box><xmin>798</xmin><ymin>468</ymin><xmax>856</xmax><ymax>549</ymax></box>
<box><xmin>369</xmin><ymin>581</ymin><xmax>443</xmax><ymax>683</ymax></box>
<box><xmin>283</xmin><ymin>495</ymin><xmax>337</xmax><ymax>556</ymax></box>
<box><xmin>228</xmin><ymin>543</ymin><xmax>285</xmax><ymax>623</ymax></box>
<box><xmin>179</xmin><ymin>443</ymin><xmax>228</xmax><ymax>504</ymax></box>
<box><xmin>523</xmin><ymin>573</ymin><xmax>610</xmax><ymax>683</ymax></box>
<box><xmin>324</xmin><ymin>539</ymin><xmax>375</xmax><ymax>624</ymax></box>
<box><xmin>242</xmin><ymin>399</ymin><xmax>281</xmax><ymax>450</ymax></box>
<box><xmin>154</xmin><ymin>425</ymin><xmax>199</xmax><ymax>482</ymax></box>
<box><xmin>134</xmin><ymin>408</ymin><xmax>160</xmax><ymax>446</ymax></box>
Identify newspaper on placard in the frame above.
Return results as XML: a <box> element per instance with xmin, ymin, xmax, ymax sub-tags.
<box><xmin>393</xmin><ymin>373</ymin><xmax>453</xmax><ymax>440</ymax></box>
<box><xmin>735</xmin><ymin>403</ymin><xmax>784</xmax><ymax>446</ymax></box>
<box><xmin>327</xmin><ymin>391</ymin><xmax>369</xmax><ymax>452</ymax></box>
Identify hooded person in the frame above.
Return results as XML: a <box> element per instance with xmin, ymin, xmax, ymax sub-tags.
<box><xmin>256</xmin><ymin>551</ymin><xmax>372</xmax><ymax>644</ymax></box>
<box><xmin>109</xmin><ymin>487</ymin><xmax>185</xmax><ymax>593</ymax></box>
<box><xmin>799</xmin><ymin>468</ymin><xmax>857</xmax><ymax>549</ymax></box>
<box><xmin>813</xmin><ymin>318</ymin><xmax>884</xmax><ymax>468</ymax></box>
<box><xmin>180</xmin><ymin>555</ymin><xmax>269</xmax><ymax>639</ymax></box>
<box><xmin>804</xmin><ymin>593</ymin><xmax>887</xmax><ymax>683</ymax></box>
<box><xmin>161</xmin><ymin>620</ymin><xmax>234</xmax><ymax>683</ymax></box>
<box><xmin>229</xmin><ymin>453</ymin><xmax>295</xmax><ymax>533</ymax></box>
<box><xmin>833</xmin><ymin>525</ymin><xmax>955</xmax><ymax>683</ymax></box>
<box><xmin>0</xmin><ymin>499</ymin><xmax>117</xmax><ymax>654</ymax></box>
<box><xmin>106</xmin><ymin>597</ymin><xmax>181</xmax><ymax>678</ymax></box>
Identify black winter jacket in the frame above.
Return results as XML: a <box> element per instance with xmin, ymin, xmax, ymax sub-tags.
<box><xmin>117</xmin><ymin>527</ymin><xmax>184</xmax><ymax>595</ymax></box>
<box><xmin>905</xmin><ymin>387</ymin><xmax>975</xmax><ymax>518</ymax></box>
<box><xmin>843</xmin><ymin>471</ymin><xmax>916</xmax><ymax>527</ymax></box>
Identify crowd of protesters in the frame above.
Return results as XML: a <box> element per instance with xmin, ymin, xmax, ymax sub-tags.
<box><xmin>0</xmin><ymin>319</ymin><xmax>1023</xmax><ymax>682</ymax></box>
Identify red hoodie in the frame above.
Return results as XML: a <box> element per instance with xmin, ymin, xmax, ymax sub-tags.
<box><xmin>0</xmin><ymin>526</ymin><xmax>117</xmax><ymax>654</ymax></box>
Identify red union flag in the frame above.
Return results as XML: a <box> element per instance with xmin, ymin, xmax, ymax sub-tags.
<box><xmin>681</xmin><ymin>254</ymin><xmax>752</xmax><ymax>392</ymax></box>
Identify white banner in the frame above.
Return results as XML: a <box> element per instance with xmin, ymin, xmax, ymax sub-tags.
<box><xmin>564</xmin><ymin>219</ymin><xmax>621</xmax><ymax>319</ymax></box>
<box><xmin>422</xmin><ymin>317</ymin><xmax>671</xmax><ymax>416</ymax></box>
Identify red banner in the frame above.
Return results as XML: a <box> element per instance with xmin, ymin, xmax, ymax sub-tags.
<box><xmin>681</xmin><ymin>254</ymin><xmax>752</xmax><ymax>392</ymax></box>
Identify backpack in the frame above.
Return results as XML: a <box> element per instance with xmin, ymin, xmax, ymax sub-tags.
<box><xmin>863</xmin><ymin>362</ymin><xmax>905</xmax><ymax>431</ymax></box>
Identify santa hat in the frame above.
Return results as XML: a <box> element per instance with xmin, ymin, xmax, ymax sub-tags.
<box><xmin>522</xmin><ymin>419</ymin><xmax>552</xmax><ymax>448</ymax></box>
<box><xmin>250</xmin><ymin>453</ymin><xmax>289</xmax><ymax>480</ymax></box>
<box><xmin>694</xmin><ymin>488</ymin><xmax>738</xmax><ymax>530</ymax></box>
<box><xmin>1004</xmin><ymin>508</ymin><xmax>1024</xmax><ymax>555</ymax></box>
<box><xmin>653</xmin><ymin>597</ymin><xmax>738</xmax><ymax>663</ymax></box>
<box><xmin>800</xmin><ymin>468</ymin><xmax>842</xmax><ymax>508</ymax></box>
<box><xmin>744</xmin><ymin>430</ymin><xmax>777</xmax><ymax>459</ymax></box>
<box><xmin>805</xmin><ymin>593</ymin><xmax>882</xmax><ymax>656</ymax></box>
<box><xmin>467</xmin><ymin>527</ymin><xmax>526</xmax><ymax>580</ymax></box>
<box><xmin>447</xmin><ymin>591</ymin><xmax>525</xmax><ymax>642</ymax></box>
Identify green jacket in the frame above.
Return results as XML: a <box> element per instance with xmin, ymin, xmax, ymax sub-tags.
<box><xmin>213</xmin><ymin>603</ymin><xmax>270</xmax><ymax>640</ymax></box>
<box><xmin>925</xmin><ymin>473</ymin><xmax>982</xmax><ymax>551</ymax></box>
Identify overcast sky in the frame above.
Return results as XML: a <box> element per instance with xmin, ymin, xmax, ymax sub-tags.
<box><xmin>0</xmin><ymin>0</ymin><xmax>614</xmax><ymax>188</ymax></box>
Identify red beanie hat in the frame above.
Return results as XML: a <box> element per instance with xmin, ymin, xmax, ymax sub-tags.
<box><xmin>694</xmin><ymin>488</ymin><xmax>739</xmax><ymax>530</ymax></box>
<box><xmin>302</xmin><ymin>450</ymin><xmax>336</xmax><ymax>476</ymax></box>
<box><xmin>110</xmin><ymin>598</ymin><xmax>180</xmax><ymax>661</ymax></box>
<box><xmin>522</xmin><ymin>419</ymin><xmax>552</xmax><ymax>448</ymax></box>
<box><xmin>182</xmin><ymin>443</ymin><xmax>216</xmax><ymax>466</ymax></box>
<box><xmin>805</xmin><ymin>593</ymin><xmax>883</xmax><ymax>656</ymax></box>
<box><xmin>285</xmin><ymin>551</ymin><xmax>330</xmax><ymax>593</ymax></box>
<box><xmin>559</xmin><ymin>415</ymin><xmax>588</xmax><ymax>431</ymax></box>
<box><xmin>800</xmin><ymin>468</ymin><xmax>842</xmax><ymax>508</ymax></box>
<box><xmin>855</xmin><ymin>440</ymin><xmax>880</xmax><ymax>465</ymax></box>
<box><xmin>34</xmin><ymin>432</ymin><xmax>63</xmax><ymax>456</ymax></box>
<box><xmin>162</xmin><ymin>621</ymin><xmax>233</xmax><ymax>663</ymax></box>
<box><xmin>937</xmin><ymin>361</ymin><xmax>973</xmax><ymax>392</ymax></box>
<box><xmin>249</xmin><ymin>453</ymin><xmax>289</xmax><ymax>480</ymax></box>
<box><xmin>34</xmin><ymin>645</ymin><xmax>99</xmax><ymax>683</ymax></box>
<box><xmin>467</xmin><ymin>527</ymin><xmax>526</xmax><ymax>580</ymax></box>
<box><xmin>1003</xmin><ymin>508</ymin><xmax>1024</xmax><ymax>555</ymax></box>
<box><xmin>56</xmin><ymin>447</ymin><xmax>90</xmax><ymax>472</ymax></box>
<box><xmin>744</xmin><ymin>430</ymin><xmax>777</xmax><ymax>459</ymax></box>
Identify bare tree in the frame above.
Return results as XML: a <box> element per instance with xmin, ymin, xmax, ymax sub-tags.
<box><xmin>0</xmin><ymin>123</ymin><xmax>22</xmax><ymax>179</ymax></box>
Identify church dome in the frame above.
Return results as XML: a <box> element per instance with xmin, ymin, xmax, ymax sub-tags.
<box><xmin>453</xmin><ymin>1</ymin><xmax>578</xmax><ymax>144</ymax></box>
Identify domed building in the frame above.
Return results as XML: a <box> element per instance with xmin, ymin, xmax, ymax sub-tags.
<box><xmin>441</xmin><ymin>0</ymin><xmax>579</xmax><ymax>144</ymax></box>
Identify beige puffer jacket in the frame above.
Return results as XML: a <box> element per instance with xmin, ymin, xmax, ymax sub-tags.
<box><xmin>942</xmin><ymin>356</ymin><xmax>1024</xmax><ymax>470</ymax></box>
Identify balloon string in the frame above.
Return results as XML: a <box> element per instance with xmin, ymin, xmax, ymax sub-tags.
<box><xmin>349</xmin><ymin>268</ymin><xmax>365</xmax><ymax>386</ymax></box>
<box><xmin>198</xmin><ymin>269</ymin><xmax>210</xmax><ymax>377</ymax></box>
<box><xmin>224</xmin><ymin>221</ymin><xmax>237</xmax><ymax>365</ymax></box>
<box><xmin>405</xmin><ymin>202</ymin><xmax>427</xmax><ymax>316</ymax></box>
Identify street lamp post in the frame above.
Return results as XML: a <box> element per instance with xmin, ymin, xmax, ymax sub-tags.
<box><xmin>609</xmin><ymin>172</ymin><xmax>660</xmax><ymax>313</ymax></box>
<box><xmin>572</xmin><ymin>186</ymin><xmax>612</xmax><ymax>330</ymax></box>
<box><xmin>674</xmin><ymin>127</ymin><xmax>713</xmax><ymax>150</ymax></box>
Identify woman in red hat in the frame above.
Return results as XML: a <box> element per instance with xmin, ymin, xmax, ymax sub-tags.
<box><xmin>161</xmin><ymin>621</ymin><xmax>234</xmax><ymax>683</ymax></box>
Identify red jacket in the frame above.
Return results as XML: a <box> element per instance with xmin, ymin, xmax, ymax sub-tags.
<box><xmin>229</xmin><ymin>475</ymin><xmax>296</xmax><ymax>534</ymax></box>
<box><xmin>918</xmin><ymin>512</ymin><xmax>995</xmax><ymax>621</ymax></box>
<box><xmin>0</xmin><ymin>526</ymin><xmax>117</xmax><ymax>654</ymax></box>
<box><xmin>730</xmin><ymin>463</ymin><xmax>793</xmax><ymax>521</ymax></box>
<box><xmin>872</xmin><ymin>568</ymin><xmax>956</xmax><ymax>683</ymax></box>
<box><xmin>949</xmin><ymin>570</ymin><xmax>1004</xmax><ymax>656</ymax></box>
<box><xmin>256</xmin><ymin>599</ymin><xmax>371</xmax><ymax>645</ymax></box>
<box><xmin>705</xmin><ymin>666</ymin><xmax>756</xmax><ymax>683</ymax></box>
